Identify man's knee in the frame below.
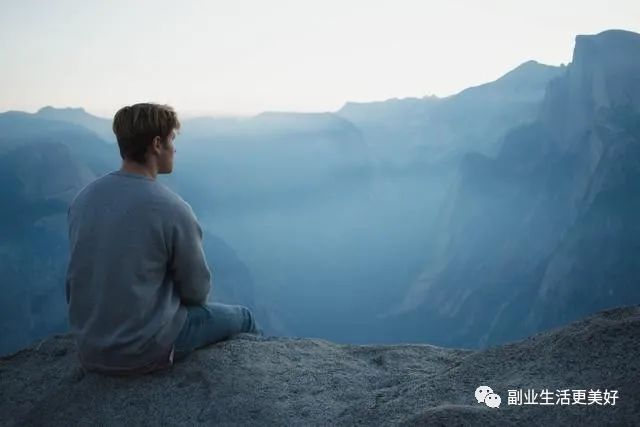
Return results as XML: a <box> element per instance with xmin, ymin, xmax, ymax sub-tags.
<box><xmin>239</xmin><ymin>305</ymin><xmax>261</xmax><ymax>335</ymax></box>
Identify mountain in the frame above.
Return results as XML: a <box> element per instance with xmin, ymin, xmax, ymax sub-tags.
<box><xmin>1</xmin><ymin>304</ymin><xmax>638</xmax><ymax>425</ymax></box>
<box><xmin>384</xmin><ymin>29</ymin><xmax>640</xmax><ymax>348</ymax></box>
<box><xmin>0</xmin><ymin>112</ymin><xmax>118</xmax><ymax>227</ymax></box>
<box><xmin>337</xmin><ymin>60</ymin><xmax>565</xmax><ymax>170</ymax></box>
<box><xmin>35</xmin><ymin>106</ymin><xmax>114</xmax><ymax>143</ymax></box>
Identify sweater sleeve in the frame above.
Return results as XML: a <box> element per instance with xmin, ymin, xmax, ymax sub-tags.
<box><xmin>168</xmin><ymin>201</ymin><xmax>212</xmax><ymax>305</ymax></box>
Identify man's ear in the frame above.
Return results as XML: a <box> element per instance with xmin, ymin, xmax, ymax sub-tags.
<box><xmin>152</xmin><ymin>136</ymin><xmax>162</xmax><ymax>152</ymax></box>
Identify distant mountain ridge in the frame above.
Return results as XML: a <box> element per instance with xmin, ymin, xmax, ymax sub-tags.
<box><xmin>35</xmin><ymin>106</ymin><xmax>114</xmax><ymax>142</ymax></box>
<box><xmin>337</xmin><ymin>59</ymin><xmax>565</xmax><ymax>168</ymax></box>
<box><xmin>384</xmin><ymin>29</ymin><xmax>640</xmax><ymax>348</ymax></box>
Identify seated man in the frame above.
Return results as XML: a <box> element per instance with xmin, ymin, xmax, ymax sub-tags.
<box><xmin>65</xmin><ymin>102</ymin><xmax>262</xmax><ymax>376</ymax></box>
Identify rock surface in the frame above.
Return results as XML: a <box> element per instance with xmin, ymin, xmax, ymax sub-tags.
<box><xmin>1</xmin><ymin>305</ymin><xmax>638</xmax><ymax>425</ymax></box>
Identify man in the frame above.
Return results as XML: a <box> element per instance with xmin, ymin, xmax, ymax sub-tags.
<box><xmin>65</xmin><ymin>103</ymin><xmax>262</xmax><ymax>376</ymax></box>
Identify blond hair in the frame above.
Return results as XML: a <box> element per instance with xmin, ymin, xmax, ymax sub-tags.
<box><xmin>112</xmin><ymin>103</ymin><xmax>181</xmax><ymax>164</ymax></box>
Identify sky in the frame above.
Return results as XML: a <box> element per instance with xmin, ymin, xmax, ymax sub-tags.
<box><xmin>1</xmin><ymin>0</ymin><xmax>639</xmax><ymax>118</ymax></box>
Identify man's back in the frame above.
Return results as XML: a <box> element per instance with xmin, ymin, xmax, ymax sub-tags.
<box><xmin>66</xmin><ymin>169</ymin><xmax>212</xmax><ymax>374</ymax></box>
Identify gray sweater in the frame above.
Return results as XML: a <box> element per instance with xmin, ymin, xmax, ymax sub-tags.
<box><xmin>65</xmin><ymin>170</ymin><xmax>212</xmax><ymax>374</ymax></box>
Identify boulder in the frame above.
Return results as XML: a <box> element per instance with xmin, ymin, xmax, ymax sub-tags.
<box><xmin>1</xmin><ymin>305</ymin><xmax>638</xmax><ymax>425</ymax></box>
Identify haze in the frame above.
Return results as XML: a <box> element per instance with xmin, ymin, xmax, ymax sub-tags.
<box><xmin>1</xmin><ymin>0</ymin><xmax>639</xmax><ymax>118</ymax></box>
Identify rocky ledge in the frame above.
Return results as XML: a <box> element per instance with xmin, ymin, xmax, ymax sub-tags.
<box><xmin>1</xmin><ymin>305</ymin><xmax>638</xmax><ymax>426</ymax></box>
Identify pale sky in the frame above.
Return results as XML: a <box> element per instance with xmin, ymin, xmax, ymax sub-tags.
<box><xmin>1</xmin><ymin>0</ymin><xmax>639</xmax><ymax>118</ymax></box>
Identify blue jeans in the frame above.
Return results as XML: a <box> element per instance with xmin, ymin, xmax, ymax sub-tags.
<box><xmin>173</xmin><ymin>302</ymin><xmax>263</xmax><ymax>362</ymax></box>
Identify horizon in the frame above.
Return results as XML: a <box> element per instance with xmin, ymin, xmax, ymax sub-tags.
<box><xmin>1</xmin><ymin>0</ymin><xmax>639</xmax><ymax>118</ymax></box>
<box><xmin>0</xmin><ymin>58</ymin><xmax>557</xmax><ymax>120</ymax></box>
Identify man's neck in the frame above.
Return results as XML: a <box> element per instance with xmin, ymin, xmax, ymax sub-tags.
<box><xmin>120</xmin><ymin>161</ymin><xmax>157</xmax><ymax>180</ymax></box>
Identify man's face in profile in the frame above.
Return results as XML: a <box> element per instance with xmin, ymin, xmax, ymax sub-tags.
<box><xmin>158</xmin><ymin>129</ymin><xmax>177</xmax><ymax>174</ymax></box>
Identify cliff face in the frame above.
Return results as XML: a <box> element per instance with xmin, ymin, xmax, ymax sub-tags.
<box><xmin>1</xmin><ymin>305</ymin><xmax>638</xmax><ymax>425</ymax></box>
<box><xmin>384</xmin><ymin>30</ymin><xmax>640</xmax><ymax>348</ymax></box>
<box><xmin>540</xmin><ymin>30</ymin><xmax>640</xmax><ymax>144</ymax></box>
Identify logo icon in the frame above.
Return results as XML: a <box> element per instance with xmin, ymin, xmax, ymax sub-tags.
<box><xmin>475</xmin><ymin>385</ymin><xmax>501</xmax><ymax>408</ymax></box>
